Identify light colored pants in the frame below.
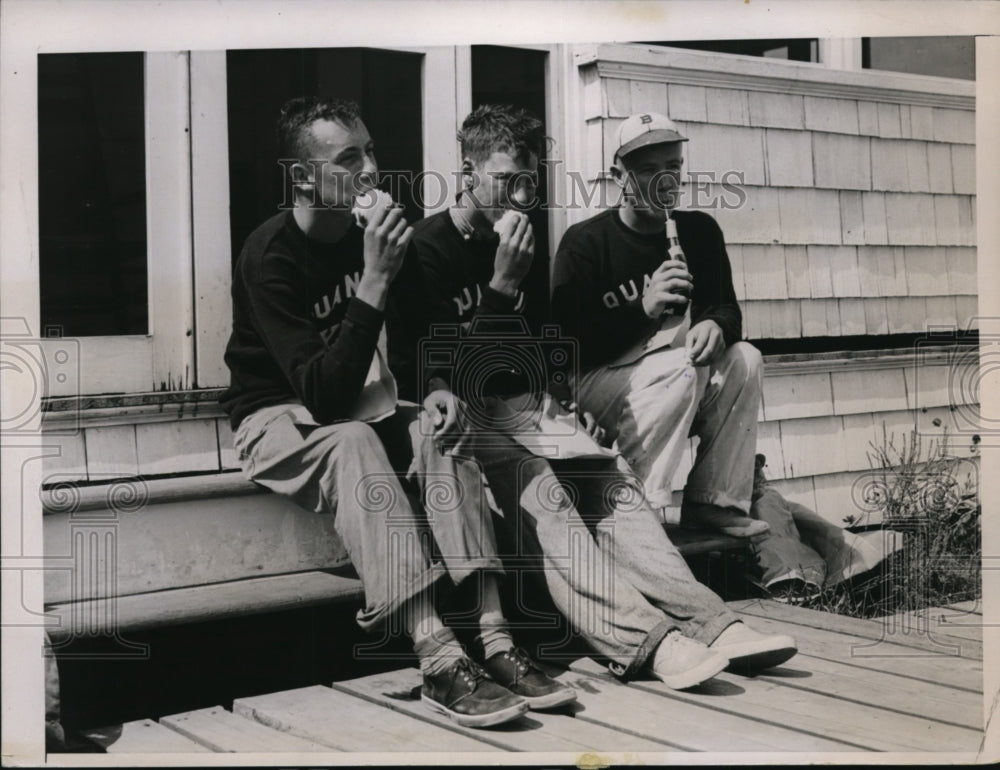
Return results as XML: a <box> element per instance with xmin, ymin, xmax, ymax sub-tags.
<box><xmin>233</xmin><ymin>402</ymin><xmax>502</xmax><ymax>633</ymax></box>
<box><xmin>577</xmin><ymin>342</ymin><xmax>763</xmax><ymax>513</ymax></box>
<box><xmin>462</xmin><ymin>412</ymin><xmax>738</xmax><ymax>678</ymax></box>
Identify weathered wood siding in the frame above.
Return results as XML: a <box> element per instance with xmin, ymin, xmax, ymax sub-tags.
<box><xmin>575</xmin><ymin>44</ymin><xmax>979</xmax><ymax>525</ymax></box>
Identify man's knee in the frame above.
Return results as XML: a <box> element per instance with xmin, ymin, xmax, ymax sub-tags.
<box><xmin>333</xmin><ymin>420</ymin><xmax>384</xmax><ymax>456</ymax></box>
<box><xmin>407</xmin><ymin>410</ymin><xmax>437</xmax><ymax>447</ymax></box>
<box><xmin>726</xmin><ymin>341</ymin><xmax>763</xmax><ymax>383</ymax></box>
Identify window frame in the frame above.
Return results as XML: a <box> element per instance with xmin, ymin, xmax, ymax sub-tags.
<box><xmin>37</xmin><ymin>51</ymin><xmax>195</xmax><ymax>396</ymax></box>
<box><xmin>34</xmin><ymin>45</ymin><xmax>478</xmax><ymax>398</ymax></box>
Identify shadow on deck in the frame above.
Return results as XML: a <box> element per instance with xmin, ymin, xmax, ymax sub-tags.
<box><xmin>76</xmin><ymin>599</ymin><xmax>985</xmax><ymax>757</ymax></box>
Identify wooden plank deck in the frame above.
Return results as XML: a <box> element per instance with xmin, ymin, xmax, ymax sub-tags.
<box><xmin>82</xmin><ymin>600</ymin><xmax>985</xmax><ymax>757</ymax></box>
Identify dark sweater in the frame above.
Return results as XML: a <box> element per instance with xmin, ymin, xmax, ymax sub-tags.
<box><xmin>390</xmin><ymin>210</ymin><xmax>552</xmax><ymax>402</ymax></box>
<box><xmin>551</xmin><ymin>208</ymin><xmax>742</xmax><ymax>372</ymax></box>
<box><xmin>409</xmin><ymin>210</ymin><xmax>544</xmax><ymax>328</ymax></box>
<box><xmin>220</xmin><ymin>210</ymin><xmax>424</xmax><ymax>430</ymax></box>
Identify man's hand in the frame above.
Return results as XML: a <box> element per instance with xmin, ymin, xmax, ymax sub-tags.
<box><xmin>363</xmin><ymin>202</ymin><xmax>412</xmax><ymax>281</ymax></box>
<box><xmin>565</xmin><ymin>401</ymin><xmax>607</xmax><ymax>446</ymax></box>
<box><xmin>357</xmin><ymin>202</ymin><xmax>413</xmax><ymax>310</ymax></box>
<box><xmin>489</xmin><ymin>211</ymin><xmax>534</xmax><ymax>297</ymax></box>
<box><xmin>423</xmin><ymin>388</ymin><xmax>464</xmax><ymax>441</ymax></box>
<box><xmin>686</xmin><ymin>319</ymin><xmax>725</xmax><ymax>366</ymax></box>
<box><xmin>641</xmin><ymin>259</ymin><xmax>693</xmax><ymax>319</ymax></box>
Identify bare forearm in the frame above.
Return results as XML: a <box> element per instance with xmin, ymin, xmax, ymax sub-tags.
<box><xmin>355</xmin><ymin>272</ymin><xmax>392</xmax><ymax>311</ymax></box>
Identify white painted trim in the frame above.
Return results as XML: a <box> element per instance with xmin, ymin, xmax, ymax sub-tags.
<box><xmin>455</xmin><ymin>45</ymin><xmax>473</xmax><ymax>126</ymax></box>
<box><xmin>541</xmin><ymin>44</ymin><xmax>565</xmax><ymax>267</ymax></box>
<box><xmin>42</xmin><ymin>404</ymin><xmax>224</xmax><ymax>431</ymax></box>
<box><xmin>189</xmin><ymin>51</ymin><xmax>233</xmax><ymax>389</ymax></box>
<box><xmin>558</xmin><ymin>44</ymin><xmax>589</xmax><ymax>233</ymax></box>
<box><xmin>421</xmin><ymin>47</ymin><xmax>462</xmax><ymax>216</ymax></box>
<box><xmin>0</xmin><ymin>48</ymin><xmax>42</xmax><ymax>428</ymax></box>
<box><xmin>41</xmin><ymin>471</ymin><xmax>257</xmax><ymax>514</ymax></box>
<box><xmin>575</xmin><ymin>43</ymin><xmax>975</xmax><ymax>110</ymax></box>
<box><xmin>38</xmin><ymin>346</ymin><xmax>959</xmax><ymax>424</ymax></box>
<box><xmin>818</xmin><ymin>38</ymin><xmax>864</xmax><ymax>71</ymax></box>
<box><xmin>762</xmin><ymin>347</ymin><xmax>956</xmax><ymax>376</ymax></box>
<box><xmin>145</xmin><ymin>52</ymin><xmax>195</xmax><ymax>391</ymax></box>
<box><xmin>40</xmin><ymin>336</ymin><xmax>153</xmax><ymax>397</ymax></box>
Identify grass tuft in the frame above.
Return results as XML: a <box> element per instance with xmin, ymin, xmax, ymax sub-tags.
<box><xmin>763</xmin><ymin>424</ymin><xmax>980</xmax><ymax>619</ymax></box>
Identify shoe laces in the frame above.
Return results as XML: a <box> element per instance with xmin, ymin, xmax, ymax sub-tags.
<box><xmin>667</xmin><ymin>629</ymin><xmax>699</xmax><ymax>648</ymax></box>
<box><xmin>453</xmin><ymin>657</ymin><xmax>488</xmax><ymax>690</ymax></box>
<box><xmin>503</xmin><ymin>647</ymin><xmax>539</xmax><ymax>681</ymax></box>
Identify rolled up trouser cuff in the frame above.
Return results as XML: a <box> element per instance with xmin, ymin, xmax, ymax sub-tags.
<box><xmin>354</xmin><ymin>556</ymin><xmax>506</xmax><ymax>634</ymax></box>
<box><xmin>438</xmin><ymin>556</ymin><xmax>506</xmax><ymax>587</ymax></box>
<box><xmin>683</xmin><ymin>488</ymin><xmax>752</xmax><ymax>515</ymax></box>
<box><xmin>693</xmin><ymin>615</ymin><xmax>740</xmax><ymax>647</ymax></box>
<box><xmin>606</xmin><ymin>619</ymin><xmax>677</xmax><ymax>681</ymax></box>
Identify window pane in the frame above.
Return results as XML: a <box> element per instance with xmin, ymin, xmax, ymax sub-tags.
<box><xmin>863</xmin><ymin>36</ymin><xmax>975</xmax><ymax>80</ymax></box>
<box><xmin>225</xmin><ymin>48</ymin><xmax>423</xmax><ymax>261</ymax></box>
<box><xmin>38</xmin><ymin>52</ymin><xmax>148</xmax><ymax>336</ymax></box>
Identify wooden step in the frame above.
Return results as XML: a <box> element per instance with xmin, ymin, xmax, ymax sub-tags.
<box><xmin>549</xmin><ymin>663</ymin><xmax>860</xmax><ymax>752</ymax></box>
<box><xmin>567</xmin><ymin>657</ymin><xmax>977</xmax><ymax>753</ymax></box>
<box><xmin>44</xmin><ymin>474</ymin><xmax>733</xmax><ymax>608</ymax></box>
<box><xmin>944</xmin><ymin>599</ymin><xmax>982</xmax><ymax>615</ymax></box>
<box><xmin>233</xmin><ymin>684</ymin><xmax>499</xmax><ymax>752</ymax></box>
<box><xmin>730</xmin><ymin>604</ymin><xmax>983</xmax><ymax>693</ymax></box>
<box><xmin>44</xmin><ymin>490</ymin><xmax>349</xmax><ymax>604</ymax></box>
<box><xmin>731</xmin><ymin>598</ymin><xmax>984</xmax><ymax>660</ymax></box>
<box><xmin>159</xmin><ymin>706</ymin><xmax>333</xmax><ymax>752</ymax></box>
<box><xmin>41</xmin><ymin>472</ymin><xmax>261</xmax><ymax>513</ymax></box>
<box><xmin>335</xmin><ymin>666</ymin><xmax>672</xmax><ymax>753</ymax></box>
<box><xmin>82</xmin><ymin>719</ymin><xmax>212</xmax><ymax>753</ymax></box>
<box><xmin>873</xmin><ymin>606</ymin><xmax>985</xmax><ymax>644</ymax></box>
<box><xmin>754</xmin><ymin>650</ymin><xmax>982</xmax><ymax>730</ymax></box>
<box><xmin>338</xmin><ymin>665</ymin><xmax>796</xmax><ymax>752</ymax></box>
<box><xmin>46</xmin><ymin>571</ymin><xmax>363</xmax><ymax>640</ymax></box>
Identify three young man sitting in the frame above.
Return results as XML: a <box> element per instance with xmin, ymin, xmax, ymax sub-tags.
<box><xmin>221</xmin><ymin>97</ymin><xmax>796</xmax><ymax>729</ymax></box>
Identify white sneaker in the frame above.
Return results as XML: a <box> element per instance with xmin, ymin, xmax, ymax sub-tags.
<box><xmin>648</xmin><ymin>631</ymin><xmax>729</xmax><ymax>690</ymax></box>
<box><xmin>710</xmin><ymin>622</ymin><xmax>797</xmax><ymax>671</ymax></box>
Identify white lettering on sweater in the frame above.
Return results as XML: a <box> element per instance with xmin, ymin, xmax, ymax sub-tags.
<box><xmin>312</xmin><ymin>271</ymin><xmax>363</xmax><ymax>319</ymax></box>
<box><xmin>319</xmin><ymin>323</ymin><xmax>339</xmax><ymax>345</ymax></box>
<box><xmin>602</xmin><ymin>273</ymin><xmax>654</xmax><ymax>309</ymax></box>
<box><xmin>451</xmin><ymin>284</ymin><xmax>525</xmax><ymax>317</ymax></box>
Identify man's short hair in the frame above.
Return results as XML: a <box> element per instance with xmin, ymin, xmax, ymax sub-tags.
<box><xmin>276</xmin><ymin>96</ymin><xmax>362</xmax><ymax>161</ymax></box>
<box><xmin>458</xmin><ymin>104</ymin><xmax>546</xmax><ymax>164</ymax></box>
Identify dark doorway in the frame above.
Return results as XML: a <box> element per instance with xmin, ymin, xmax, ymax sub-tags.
<box><xmin>226</xmin><ymin>48</ymin><xmax>424</xmax><ymax>263</ymax></box>
<box><xmin>471</xmin><ymin>45</ymin><xmax>550</xmax><ymax>320</ymax></box>
<box><xmin>644</xmin><ymin>39</ymin><xmax>819</xmax><ymax>63</ymax></box>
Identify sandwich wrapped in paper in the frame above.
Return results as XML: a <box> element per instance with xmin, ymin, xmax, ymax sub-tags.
<box><xmin>493</xmin><ymin>209</ymin><xmax>525</xmax><ymax>234</ymax></box>
<box><xmin>352</xmin><ymin>189</ymin><xmax>394</xmax><ymax>228</ymax></box>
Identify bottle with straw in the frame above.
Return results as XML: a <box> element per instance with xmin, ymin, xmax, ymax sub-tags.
<box><xmin>664</xmin><ymin>213</ymin><xmax>689</xmax><ymax>317</ymax></box>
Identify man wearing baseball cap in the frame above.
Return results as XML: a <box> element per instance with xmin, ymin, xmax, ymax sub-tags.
<box><xmin>552</xmin><ymin>112</ymin><xmax>770</xmax><ymax>541</ymax></box>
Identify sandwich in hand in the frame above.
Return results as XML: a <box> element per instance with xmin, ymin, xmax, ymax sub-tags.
<box><xmin>352</xmin><ymin>189</ymin><xmax>394</xmax><ymax>228</ymax></box>
<box><xmin>493</xmin><ymin>208</ymin><xmax>525</xmax><ymax>235</ymax></box>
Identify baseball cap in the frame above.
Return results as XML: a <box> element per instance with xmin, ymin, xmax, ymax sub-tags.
<box><xmin>614</xmin><ymin>112</ymin><xmax>688</xmax><ymax>161</ymax></box>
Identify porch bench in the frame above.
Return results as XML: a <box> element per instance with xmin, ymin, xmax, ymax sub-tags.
<box><xmin>42</xmin><ymin>472</ymin><xmax>362</xmax><ymax>643</ymax></box>
<box><xmin>42</xmin><ymin>472</ymin><xmax>749</xmax><ymax>642</ymax></box>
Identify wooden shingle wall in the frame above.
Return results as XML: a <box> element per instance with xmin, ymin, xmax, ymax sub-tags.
<box><xmin>40</xmin><ymin>48</ymin><xmax>981</xmax><ymax>535</ymax></box>
<box><xmin>577</xmin><ymin>45</ymin><xmax>979</xmax><ymax>526</ymax></box>
<box><xmin>41</xmin><ymin>407</ymin><xmax>239</xmax><ymax>485</ymax></box>
<box><xmin>665</xmin><ymin>358</ymin><xmax>981</xmax><ymax>526</ymax></box>
<box><xmin>575</xmin><ymin>45</ymin><xmax>977</xmax><ymax>341</ymax></box>
<box><xmin>44</xmin><ymin>381</ymin><xmax>979</xmax><ymax>530</ymax></box>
